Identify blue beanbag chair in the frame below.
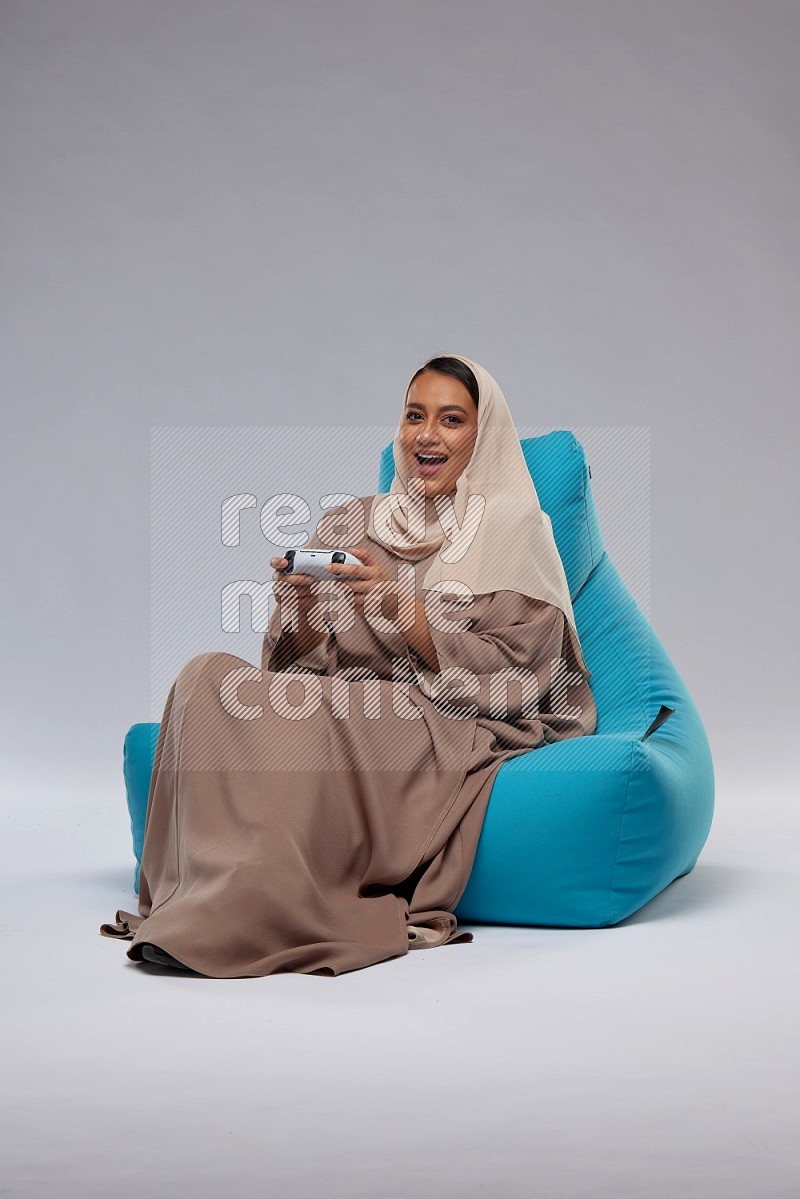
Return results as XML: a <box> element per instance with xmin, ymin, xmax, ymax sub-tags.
<box><xmin>123</xmin><ymin>431</ymin><xmax>714</xmax><ymax>926</ymax></box>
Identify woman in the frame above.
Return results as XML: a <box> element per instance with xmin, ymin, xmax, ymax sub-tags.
<box><xmin>100</xmin><ymin>353</ymin><xmax>597</xmax><ymax>977</ymax></box>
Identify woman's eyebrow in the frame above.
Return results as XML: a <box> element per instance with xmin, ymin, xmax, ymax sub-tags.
<box><xmin>405</xmin><ymin>402</ymin><xmax>468</xmax><ymax>414</ymax></box>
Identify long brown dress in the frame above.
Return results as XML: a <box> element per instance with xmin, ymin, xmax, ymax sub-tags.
<box><xmin>100</xmin><ymin>496</ymin><xmax>597</xmax><ymax>977</ymax></box>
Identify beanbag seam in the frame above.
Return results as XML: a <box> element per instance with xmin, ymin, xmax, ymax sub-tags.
<box><xmin>607</xmin><ymin>739</ymin><xmax>637</xmax><ymax>926</ymax></box>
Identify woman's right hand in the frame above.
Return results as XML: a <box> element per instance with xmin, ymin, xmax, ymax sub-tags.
<box><xmin>270</xmin><ymin>556</ymin><xmax>317</xmax><ymax>615</ymax></box>
<box><xmin>269</xmin><ymin>557</ymin><xmax>329</xmax><ymax>658</ymax></box>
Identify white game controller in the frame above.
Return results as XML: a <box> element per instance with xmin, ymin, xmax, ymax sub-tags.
<box><xmin>282</xmin><ymin>548</ymin><xmax>362</xmax><ymax>581</ymax></box>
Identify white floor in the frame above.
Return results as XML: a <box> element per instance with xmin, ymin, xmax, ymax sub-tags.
<box><xmin>1</xmin><ymin>768</ymin><xmax>797</xmax><ymax>1199</ymax></box>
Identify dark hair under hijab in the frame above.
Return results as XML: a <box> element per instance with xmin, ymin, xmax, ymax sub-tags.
<box><xmin>406</xmin><ymin>356</ymin><xmax>480</xmax><ymax>408</ymax></box>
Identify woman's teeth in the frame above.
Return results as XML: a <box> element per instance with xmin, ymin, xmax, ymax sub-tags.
<box><xmin>416</xmin><ymin>453</ymin><xmax>448</xmax><ymax>463</ymax></box>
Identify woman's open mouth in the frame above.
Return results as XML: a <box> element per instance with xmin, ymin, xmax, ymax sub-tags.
<box><xmin>415</xmin><ymin>452</ymin><xmax>449</xmax><ymax>477</ymax></box>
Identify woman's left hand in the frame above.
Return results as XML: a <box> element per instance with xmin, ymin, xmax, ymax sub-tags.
<box><xmin>326</xmin><ymin>542</ymin><xmax>439</xmax><ymax>669</ymax></box>
<box><xmin>324</xmin><ymin>543</ymin><xmax>396</xmax><ymax>609</ymax></box>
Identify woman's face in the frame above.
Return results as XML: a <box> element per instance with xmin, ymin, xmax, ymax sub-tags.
<box><xmin>400</xmin><ymin>371</ymin><xmax>479</xmax><ymax>497</ymax></box>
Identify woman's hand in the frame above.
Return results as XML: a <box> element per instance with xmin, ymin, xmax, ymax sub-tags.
<box><xmin>325</xmin><ymin>544</ymin><xmax>440</xmax><ymax>672</ymax></box>
<box><xmin>270</xmin><ymin>556</ymin><xmax>317</xmax><ymax>610</ymax></box>
<box><xmin>269</xmin><ymin>556</ymin><xmax>327</xmax><ymax>653</ymax></box>
<box><xmin>323</xmin><ymin>543</ymin><xmax>400</xmax><ymax>610</ymax></box>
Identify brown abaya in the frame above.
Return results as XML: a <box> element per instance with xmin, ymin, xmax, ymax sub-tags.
<box><xmin>100</xmin><ymin>498</ymin><xmax>596</xmax><ymax>976</ymax></box>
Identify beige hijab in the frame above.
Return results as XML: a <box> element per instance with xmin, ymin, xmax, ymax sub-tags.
<box><xmin>365</xmin><ymin>353</ymin><xmax>591</xmax><ymax>681</ymax></box>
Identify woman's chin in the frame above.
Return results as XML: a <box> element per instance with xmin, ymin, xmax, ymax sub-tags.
<box><xmin>414</xmin><ymin>477</ymin><xmax>452</xmax><ymax>498</ymax></box>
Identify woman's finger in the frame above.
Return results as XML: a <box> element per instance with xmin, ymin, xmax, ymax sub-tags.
<box><xmin>273</xmin><ymin>570</ymin><xmax>315</xmax><ymax>587</ymax></box>
<box><xmin>326</xmin><ymin>561</ymin><xmax>369</xmax><ymax>580</ymax></box>
<box><xmin>272</xmin><ymin>572</ymin><xmax>316</xmax><ymax>600</ymax></box>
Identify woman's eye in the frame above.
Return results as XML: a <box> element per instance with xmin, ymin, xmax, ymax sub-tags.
<box><xmin>405</xmin><ymin>411</ymin><xmax>461</xmax><ymax>424</ymax></box>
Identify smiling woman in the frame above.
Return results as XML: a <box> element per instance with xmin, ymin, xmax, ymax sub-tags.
<box><xmin>100</xmin><ymin>353</ymin><xmax>596</xmax><ymax>978</ymax></box>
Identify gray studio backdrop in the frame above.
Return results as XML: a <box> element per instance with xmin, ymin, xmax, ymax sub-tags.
<box><xmin>2</xmin><ymin>1</ymin><xmax>798</xmax><ymax>788</ymax></box>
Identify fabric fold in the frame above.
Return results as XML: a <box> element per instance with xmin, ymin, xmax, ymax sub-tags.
<box><xmin>407</xmin><ymin>915</ymin><xmax>474</xmax><ymax>948</ymax></box>
<box><xmin>99</xmin><ymin>910</ymin><xmax>144</xmax><ymax>940</ymax></box>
